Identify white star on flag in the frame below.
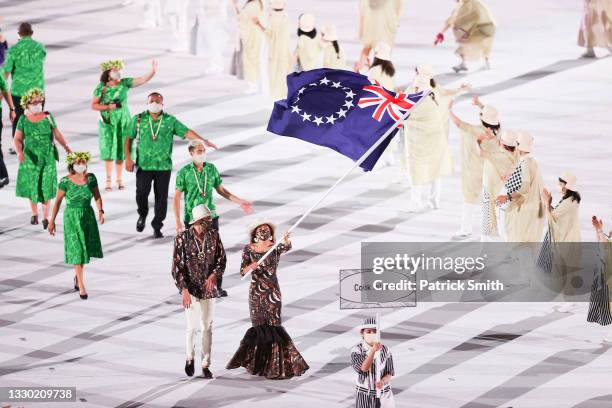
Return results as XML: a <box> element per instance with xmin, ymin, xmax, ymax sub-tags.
<box><xmin>313</xmin><ymin>116</ymin><xmax>324</xmax><ymax>126</ymax></box>
<box><xmin>336</xmin><ymin>109</ymin><xmax>347</xmax><ymax>118</ymax></box>
<box><xmin>291</xmin><ymin>105</ymin><xmax>301</xmax><ymax>114</ymax></box>
<box><xmin>298</xmin><ymin>87</ymin><xmax>306</xmax><ymax>94</ymax></box>
<box><xmin>331</xmin><ymin>81</ymin><xmax>342</xmax><ymax>88</ymax></box>
<box><xmin>320</xmin><ymin>77</ymin><xmax>330</xmax><ymax>85</ymax></box>
<box><xmin>301</xmin><ymin>112</ymin><xmax>311</xmax><ymax>122</ymax></box>
<box><xmin>343</xmin><ymin>100</ymin><xmax>354</xmax><ymax>109</ymax></box>
<box><xmin>326</xmin><ymin>115</ymin><xmax>336</xmax><ymax>124</ymax></box>
<box><xmin>345</xmin><ymin>90</ymin><xmax>356</xmax><ymax>99</ymax></box>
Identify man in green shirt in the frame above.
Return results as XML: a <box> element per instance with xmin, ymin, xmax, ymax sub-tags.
<box><xmin>0</xmin><ymin>74</ymin><xmax>16</xmax><ymax>187</ymax></box>
<box><xmin>125</xmin><ymin>92</ymin><xmax>216</xmax><ymax>238</ymax></box>
<box><xmin>3</xmin><ymin>22</ymin><xmax>46</xmax><ymax>153</ymax></box>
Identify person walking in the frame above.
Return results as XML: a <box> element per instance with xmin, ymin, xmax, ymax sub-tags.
<box><xmin>578</xmin><ymin>0</ymin><xmax>612</xmax><ymax>58</ymax></box>
<box><xmin>0</xmin><ymin>72</ymin><xmax>16</xmax><ymax>188</ymax></box>
<box><xmin>295</xmin><ymin>13</ymin><xmax>322</xmax><ymax>72</ymax></box>
<box><xmin>356</xmin><ymin>0</ymin><xmax>404</xmax><ymax>71</ymax></box>
<box><xmin>264</xmin><ymin>0</ymin><xmax>292</xmax><ymax>99</ymax></box>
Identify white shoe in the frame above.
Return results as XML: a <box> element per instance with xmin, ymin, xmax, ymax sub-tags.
<box><xmin>428</xmin><ymin>198</ymin><xmax>440</xmax><ymax>210</ymax></box>
<box><xmin>453</xmin><ymin>229</ymin><xmax>472</xmax><ymax>238</ymax></box>
<box><xmin>407</xmin><ymin>201</ymin><xmax>427</xmax><ymax>213</ymax></box>
<box><xmin>581</xmin><ymin>49</ymin><xmax>596</xmax><ymax>58</ymax></box>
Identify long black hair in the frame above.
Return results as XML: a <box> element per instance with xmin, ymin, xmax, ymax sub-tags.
<box><xmin>559</xmin><ymin>178</ymin><xmax>581</xmax><ymax>203</ymax></box>
<box><xmin>298</xmin><ymin>28</ymin><xmax>317</xmax><ymax>38</ymax></box>
<box><xmin>371</xmin><ymin>57</ymin><xmax>395</xmax><ymax>77</ymax></box>
<box><xmin>331</xmin><ymin>40</ymin><xmax>340</xmax><ymax>58</ymax></box>
<box><xmin>100</xmin><ymin>69</ymin><xmax>111</xmax><ymax>84</ymax></box>
<box><xmin>481</xmin><ymin>120</ymin><xmax>501</xmax><ymax>135</ymax></box>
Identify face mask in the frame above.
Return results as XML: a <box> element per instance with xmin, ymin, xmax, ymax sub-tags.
<box><xmin>255</xmin><ymin>227</ymin><xmax>272</xmax><ymax>242</ymax></box>
<box><xmin>192</xmin><ymin>152</ymin><xmax>206</xmax><ymax>164</ymax></box>
<box><xmin>28</xmin><ymin>103</ymin><xmax>43</xmax><ymax>113</ymax></box>
<box><xmin>73</xmin><ymin>164</ymin><xmax>87</xmax><ymax>174</ymax></box>
<box><xmin>109</xmin><ymin>70</ymin><xmax>121</xmax><ymax>80</ymax></box>
<box><xmin>363</xmin><ymin>332</ymin><xmax>379</xmax><ymax>345</ymax></box>
<box><xmin>148</xmin><ymin>102</ymin><xmax>163</xmax><ymax>114</ymax></box>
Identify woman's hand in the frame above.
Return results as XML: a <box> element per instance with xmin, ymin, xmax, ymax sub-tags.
<box><xmin>541</xmin><ymin>188</ymin><xmax>552</xmax><ymax>205</ymax></box>
<box><xmin>48</xmin><ymin>221</ymin><xmax>56</xmax><ymax>236</ymax></box>
<box><xmin>592</xmin><ymin>216</ymin><xmax>604</xmax><ymax>233</ymax></box>
<box><xmin>17</xmin><ymin>152</ymin><xmax>25</xmax><ymax>163</ymax></box>
<box><xmin>205</xmin><ymin>274</ymin><xmax>217</xmax><ymax>294</ymax></box>
<box><xmin>239</xmin><ymin>199</ymin><xmax>253</xmax><ymax>215</ymax></box>
<box><xmin>151</xmin><ymin>59</ymin><xmax>158</xmax><ymax>74</ymax></box>
<box><xmin>241</xmin><ymin>261</ymin><xmax>259</xmax><ymax>276</ymax></box>
<box><xmin>375</xmin><ymin>380</ymin><xmax>385</xmax><ymax>389</ymax></box>
<box><xmin>176</xmin><ymin>221</ymin><xmax>185</xmax><ymax>234</ymax></box>
<box><xmin>495</xmin><ymin>195</ymin><xmax>508</xmax><ymax>206</ymax></box>
<box><xmin>98</xmin><ymin>211</ymin><xmax>105</xmax><ymax>225</ymax></box>
<box><xmin>64</xmin><ymin>145</ymin><xmax>72</xmax><ymax>154</ymax></box>
<box><xmin>283</xmin><ymin>231</ymin><xmax>291</xmax><ymax>245</ymax></box>
<box><xmin>182</xmin><ymin>288</ymin><xmax>192</xmax><ymax>309</ymax></box>
<box><xmin>107</xmin><ymin>103</ymin><xmax>118</xmax><ymax>111</ymax></box>
<box><xmin>9</xmin><ymin>110</ymin><xmax>16</xmax><ymax>122</ymax></box>
<box><xmin>204</xmin><ymin>139</ymin><xmax>218</xmax><ymax>150</ymax></box>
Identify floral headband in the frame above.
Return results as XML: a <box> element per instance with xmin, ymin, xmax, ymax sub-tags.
<box><xmin>100</xmin><ymin>59</ymin><xmax>125</xmax><ymax>72</ymax></box>
<box><xmin>20</xmin><ymin>88</ymin><xmax>44</xmax><ymax>109</ymax></box>
<box><xmin>66</xmin><ymin>151</ymin><xmax>92</xmax><ymax>165</ymax></box>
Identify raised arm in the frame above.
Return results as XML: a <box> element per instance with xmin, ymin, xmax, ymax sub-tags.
<box><xmin>215</xmin><ymin>184</ymin><xmax>253</xmax><ymax>214</ymax></box>
<box><xmin>184</xmin><ymin>129</ymin><xmax>217</xmax><ymax>150</ymax></box>
<box><xmin>131</xmin><ymin>60</ymin><xmax>157</xmax><ymax>88</ymax></box>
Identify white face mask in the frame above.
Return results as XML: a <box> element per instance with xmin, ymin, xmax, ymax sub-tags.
<box><xmin>148</xmin><ymin>102</ymin><xmax>163</xmax><ymax>114</ymax></box>
<box><xmin>109</xmin><ymin>70</ymin><xmax>121</xmax><ymax>80</ymax></box>
<box><xmin>73</xmin><ymin>164</ymin><xmax>87</xmax><ymax>174</ymax></box>
<box><xmin>363</xmin><ymin>332</ymin><xmax>380</xmax><ymax>345</ymax></box>
<box><xmin>192</xmin><ymin>152</ymin><xmax>206</xmax><ymax>164</ymax></box>
<box><xmin>28</xmin><ymin>103</ymin><xmax>43</xmax><ymax>113</ymax></box>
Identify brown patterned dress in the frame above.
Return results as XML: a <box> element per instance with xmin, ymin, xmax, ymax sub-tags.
<box><xmin>226</xmin><ymin>241</ymin><xmax>309</xmax><ymax>379</ymax></box>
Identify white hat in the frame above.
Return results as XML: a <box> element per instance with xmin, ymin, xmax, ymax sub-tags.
<box><xmin>416</xmin><ymin>63</ymin><xmax>434</xmax><ymax>78</ymax></box>
<box><xmin>321</xmin><ymin>23</ymin><xmax>338</xmax><ymax>41</ymax></box>
<box><xmin>374</xmin><ymin>42</ymin><xmax>392</xmax><ymax>62</ymax></box>
<box><xmin>357</xmin><ymin>316</ymin><xmax>377</xmax><ymax>331</ymax></box>
<box><xmin>500</xmin><ymin>129</ymin><xmax>517</xmax><ymax>147</ymax></box>
<box><xmin>560</xmin><ymin>171</ymin><xmax>577</xmax><ymax>191</ymax></box>
<box><xmin>247</xmin><ymin>219</ymin><xmax>277</xmax><ymax>239</ymax></box>
<box><xmin>190</xmin><ymin>204</ymin><xmax>213</xmax><ymax>224</ymax></box>
<box><xmin>271</xmin><ymin>0</ymin><xmax>285</xmax><ymax>9</ymax></box>
<box><xmin>480</xmin><ymin>105</ymin><xmax>500</xmax><ymax>126</ymax></box>
<box><xmin>299</xmin><ymin>13</ymin><xmax>315</xmax><ymax>32</ymax></box>
<box><xmin>412</xmin><ymin>73</ymin><xmax>432</xmax><ymax>91</ymax></box>
<box><xmin>516</xmin><ymin>132</ymin><xmax>534</xmax><ymax>153</ymax></box>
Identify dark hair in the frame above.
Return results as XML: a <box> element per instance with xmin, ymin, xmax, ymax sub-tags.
<box><xmin>298</xmin><ymin>28</ymin><xmax>317</xmax><ymax>39</ymax></box>
<box><xmin>559</xmin><ymin>178</ymin><xmax>581</xmax><ymax>203</ymax></box>
<box><xmin>18</xmin><ymin>22</ymin><xmax>33</xmax><ymax>37</ymax></box>
<box><xmin>148</xmin><ymin>92</ymin><xmax>163</xmax><ymax>100</ymax></box>
<box><xmin>430</xmin><ymin>78</ymin><xmax>437</xmax><ymax>88</ymax></box>
<box><xmin>100</xmin><ymin>69</ymin><xmax>111</xmax><ymax>84</ymax></box>
<box><xmin>371</xmin><ymin>57</ymin><xmax>395</xmax><ymax>77</ymax></box>
<box><xmin>481</xmin><ymin>120</ymin><xmax>501</xmax><ymax>134</ymax></box>
<box><xmin>502</xmin><ymin>144</ymin><xmax>516</xmax><ymax>152</ymax></box>
<box><xmin>332</xmin><ymin>40</ymin><xmax>340</xmax><ymax>59</ymax></box>
<box><xmin>250</xmin><ymin>223</ymin><xmax>275</xmax><ymax>243</ymax></box>
<box><xmin>67</xmin><ymin>163</ymin><xmax>75</xmax><ymax>174</ymax></box>
<box><xmin>188</xmin><ymin>142</ymin><xmax>204</xmax><ymax>153</ymax></box>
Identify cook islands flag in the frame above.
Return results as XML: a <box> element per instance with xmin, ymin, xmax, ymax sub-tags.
<box><xmin>267</xmin><ymin>68</ymin><xmax>428</xmax><ymax>171</ymax></box>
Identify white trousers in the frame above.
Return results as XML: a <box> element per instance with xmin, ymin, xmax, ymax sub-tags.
<box><xmin>411</xmin><ymin>180</ymin><xmax>442</xmax><ymax>207</ymax></box>
<box><xmin>459</xmin><ymin>202</ymin><xmax>479</xmax><ymax>234</ymax></box>
<box><xmin>185</xmin><ymin>296</ymin><xmax>215</xmax><ymax>367</ymax></box>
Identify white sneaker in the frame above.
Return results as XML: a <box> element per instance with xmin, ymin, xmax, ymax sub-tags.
<box><xmin>428</xmin><ymin>198</ymin><xmax>440</xmax><ymax>210</ymax></box>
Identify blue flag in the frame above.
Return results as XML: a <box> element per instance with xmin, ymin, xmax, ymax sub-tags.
<box><xmin>267</xmin><ymin>68</ymin><xmax>427</xmax><ymax>171</ymax></box>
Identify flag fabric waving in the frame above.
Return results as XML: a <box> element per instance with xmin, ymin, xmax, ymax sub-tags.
<box><xmin>267</xmin><ymin>68</ymin><xmax>428</xmax><ymax>171</ymax></box>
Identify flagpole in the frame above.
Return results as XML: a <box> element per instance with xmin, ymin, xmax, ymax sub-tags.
<box><xmin>241</xmin><ymin>90</ymin><xmax>430</xmax><ymax>280</ymax></box>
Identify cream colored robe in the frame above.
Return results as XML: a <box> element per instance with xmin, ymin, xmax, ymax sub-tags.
<box><xmin>549</xmin><ymin>198</ymin><xmax>581</xmax><ymax>243</ymax></box>
<box><xmin>548</xmin><ymin>198</ymin><xmax>582</xmax><ymax>293</ymax></box>
<box><xmin>267</xmin><ymin>10</ymin><xmax>291</xmax><ymax>100</ymax></box>
<box><xmin>447</xmin><ymin>0</ymin><xmax>496</xmax><ymax>60</ymax></box>
<box><xmin>359</xmin><ymin>0</ymin><xmax>404</xmax><ymax>48</ymax></box>
<box><xmin>239</xmin><ymin>1</ymin><xmax>264</xmax><ymax>83</ymax></box>
<box><xmin>578</xmin><ymin>0</ymin><xmax>612</xmax><ymax>48</ymax></box>
<box><xmin>456</xmin><ymin>120</ymin><xmax>485</xmax><ymax>204</ymax></box>
<box><xmin>367</xmin><ymin>65</ymin><xmax>394</xmax><ymax>90</ymax></box>
<box><xmin>322</xmin><ymin>44</ymin><xmax>347</xmax><ymax>70</ymax></box>
<box><xmin>297</xmin><ymin>34</ymin><xmax>323</xmax><ymax>71</ymax></box>
<box><xmin>505</xmin><ymin>155</ymin><xmax>545</xmax><ymax>242</ymax></box>
<box><xmin>480</xmin><ymin>138</ymin><xmax>518</xmax><ymax>236</ymax></box>
<box><xmin>404</xmin><ymin>93</ymin><xmax>453</xmax><ymax>185</ymax></box>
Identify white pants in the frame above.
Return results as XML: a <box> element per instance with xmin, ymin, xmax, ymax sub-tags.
<box><xmin>411</xmin><ymin>180</ymin><xmax>442</xmax><ymax>206</ymax></box>
<box><xmin>144</xmin><ymin>0</ymin><xmax>163</xmax><ymax>26</ymax></box>
<box><xmin>459</xmin><ymin>202</ymin><xmax>479</xmax><ymax>234</ymax></box>
<box><xmin>185</xmin><ymin>296</ymin><xmax>215</xmax><ymax>367</ymax></box>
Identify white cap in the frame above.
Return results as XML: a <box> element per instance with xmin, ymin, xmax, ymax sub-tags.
<box><xmin>500</xmin><ymin>129</ymin><xmax>517</xmax><ymax>147</ymax></box>
<box><xmin>560</xmin><ymin>171</ymin><xmax>577</xmax><ymax>191</ymax></box>
<box><xmin>374</xmin><ymin>42</ymin><xmax>392</xmax><ymax>62</ymax></box>
<box><xmin>271</xmin><ymin>0</ymin><xmax>285</xmax><ymax>9</ymax></box>
<box><xmin>416</xmin><ymin>63</ymin><xmax>434</xmax><ymax>78</ymax></box>
<box><xmin>322</xmin><ymin>23</ymin><xmax>338</xmax><ymax>41</ymax></box>
<box><xmin>190</xmin><ymin>204</ymin><xmax>213</xmax><ymax>224</ymax></box>
<box><xmin>247</xmin><ymin>219</ymin><xmax>277</xmax><ymax>239</ymax></box>
<box><xmin>480</xmin><ymin>105</ymin><xmax>500</xmax><ymax>126</ymax></box>
<box><xmin>299</xmin><ymin>13</ymin><xmax>315</xmax><ymax>32</ymax></box>
<box><xmin>516</xmin><ymin>132</ymin><xmax>534</xmax><ymax>153</ymax></box>
<box><xmin>412</xmin><ymin>73</ymin><xmax>432</xmax><ymax>91</ymax></box>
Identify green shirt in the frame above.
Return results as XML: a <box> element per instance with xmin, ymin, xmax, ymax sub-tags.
<box><xmin>176</xmin><ymin>162</ymin><xmax>223</xmax><ymax>221</ymax></box>
<box><xmin>4</xmin><ymin>37</ymin><xmax>46</xmax><ymax>96</ymax></box>
<box><xmin>129</xmin><ymin>111</ymin><xmax>189</xmax><ymax>171</ymax></box>
<box><xmin>0</xmin><ymin>75</ymin><xmax>7</xmax><ymax>113</ymax></box>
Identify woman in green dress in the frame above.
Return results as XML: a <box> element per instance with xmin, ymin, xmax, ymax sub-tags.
<box><xmin>91</xmin><ymin>59</ymin><xmax>157</xmax><ymax>191</ymax></box>
<box><xmin>48</xmin><ymin>152</ymin><xmax>104</xmax><ymax>300</ymax></box>
<box><xmin>14</xmin><ymin>88</ymin><xmax>72</xmax><ymax>228</ymax></box>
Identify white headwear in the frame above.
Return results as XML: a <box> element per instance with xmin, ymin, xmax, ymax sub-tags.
<box><xmin>374</xmin><ymin>42</ymin><xmax>392</xmax><ymax>62</ymax></box>
<box><xmin>560</xmin><ymin>171</ymin><xmax>578</xmax><ymax>191</ymax></box>
<box><xmin>357</xmin><ymin>316</ymin><xmax>377</xmax><ymax>331</ymax></box>
<box><xmin>516</xmin><ymin>132</ymin><xmax>534</xmax><ymax>153</ymax></box>
<box><xmin>500</xmin><ymin>129</ymin><xmax>517</xmax><ymax>147</ymax></box>
<box><xmin>416</xmin><ymin>63</ymin><xmax>434</xmax><ymax>78</ymax></box>
<box><xmin>322</xmin><ymin>23</ymin><xmax>338</xmax><ymax>41</ymax></box>
<box><xmin>271</xmin><ymin>0</ymin><xmax>285</xmax><ymax>9</ymax></box>
<box><xmin>190</xmin><ymin>204</ymin><xmax>213</xmax><ymax>224</ymax></box>
<box><xmin>412</xmin><ymin>73</ymin><xmax>432</xmax><ymax>91</ymax></box>
<box><xmin>480</xmin><ymin>105</ymin><xmax>500</xmax><ymax>126</ymax></box>
<box><xmin>299</xmin><ymin>13</ymin><xmax>315</xmax><ymax>32</ymax></box>
<box><xmin>247</xmin><ymin>219</ymin><xmax>277</xmax><ymax>239</ymax></box>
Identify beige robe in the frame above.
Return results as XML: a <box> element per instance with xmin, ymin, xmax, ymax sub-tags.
<box><xmin>239</xmin><ymin>1</ymin><xmax>264</xmax><ymax>83</ymax></box>
<box><xmin>480</xmin><ymin>138</ymin><xmax>518</xmax><ymax>236</ymax></box>
<box><xmin>359</xmin><ymin>0</ymin><xmax>404</xmax><ymax>48</ymax></box>
<box><xmin>297</xmin><ymin>34</ymin><xmax>323</xmax><ymax>71</ymax></box>
<box><xmin>322</xmin><ymin>44</ymin><xmax>347</xmax><ymax>70</ymax></box>
<box><xmin>548</xmin><ymin>198</ymin><xmax>582</xmax><ymax>293</ymax></box>
<box><xmin>267</xmin><ymin>10</ymin><xmax>291</xmax><ymax>100</ymax></box>
<box><xmin>578</xmin><ymin>0</ymin><xmax>612</xmax><ymax>48</ymax></box>
<box><xmin>505</xmin><ymin>155</ymin><xmax>545</xmax><ymax>242</ymax></box>
<box><xmin>457</xmin><ymin>120</ymin><xmax>485</xmax><ymax>204</ymax></box>
<box><xmin>447</xmin><ymin>0</ymin><xmax>496</xmax><ymax>60</ymax></box>
<box><xmin>367</xmin><ymin>65</ymin><xmax>394</xmax><ymax>90</ymax></box>
<box><xmin>404</xmin><ymin>93</ymin><xmax>453</xmax><ymax>185</ymax></box>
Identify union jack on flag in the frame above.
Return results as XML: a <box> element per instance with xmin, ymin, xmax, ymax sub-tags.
<box><xmin>358</xmin><ymin>82</ymin><xmax>428</xmax><ymax>123</ymax></box>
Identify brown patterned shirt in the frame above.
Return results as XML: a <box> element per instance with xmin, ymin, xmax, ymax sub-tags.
<box><xmin>172</xmin><ymin>226</ymin><xmax>226</xmax><ymax>300</ymax></box>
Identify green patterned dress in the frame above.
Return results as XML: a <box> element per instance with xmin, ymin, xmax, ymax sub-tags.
<box><xmin>58</xmin><ymin>174</ymin><xmax>103</xmax><ymax>265</ymax></box>
<box><xmin>93</xmin><ymin>78</ymin><xmax>133</xmax><ymax>161</ymax></box>
<box><xmin>15</xmin><ymin>114</ymin><xmax>58</xmax><ymax>203</ymax></box>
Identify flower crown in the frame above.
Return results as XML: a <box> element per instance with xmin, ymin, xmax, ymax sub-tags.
<box><xmin>100</xmin><ymin>59</ymin><xmax>125</xmax><ymax>72</ymax></box>
<box><xmin>66</xmin><ymin>151</ymin><xmax>92</xmax><ymax>165</ymax></box>
<box><xmin>20</xmin><ymin>88</ymin><xmax>44</xmax><ymax>109</ymax></box>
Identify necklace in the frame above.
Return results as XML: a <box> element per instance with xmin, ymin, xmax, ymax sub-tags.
<box><xmin>193</xmin><ymin>230</ymin><xmax>206</xmax><ymax>259</ymax></box>
<box><xmin>148</xmin><ymin>115</ymin><xmax>163</xmax><ymax>141</ymax></box>
<box><xmin>192</xmin><ymin>165</ymin><xmax>208</xmax><ymax>199</ymax></box>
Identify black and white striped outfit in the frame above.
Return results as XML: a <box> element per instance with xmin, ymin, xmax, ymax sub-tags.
<box><xmin>587</xmin><ymin>239</ymin><xmax>612</xmax><ymax>326</ymax></box>
<box><xmin>481</xmin><ymin>188</ymin><xmax>492</xmax><ymax>236</ymax></box>
<box><xmin>351</xmin><ymin>342</ymin><xmax>395</xmax><ymax>408</ymax></box>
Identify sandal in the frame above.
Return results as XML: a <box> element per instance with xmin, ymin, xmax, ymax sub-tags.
<box><xmin>117</xmin><ymin>180</ymin><xmax>125</xmax><ymax>190</ymax></box>
<box><xmin>105</xmin><ymin>178</ymin><xmax>112</xmax><ymax>192</ymax></box>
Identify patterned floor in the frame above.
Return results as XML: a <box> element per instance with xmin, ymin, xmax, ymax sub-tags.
<box><xmin>1</xmin><ymin>1</ymin><xmax>612</xmax><ymax>407</ymax></box>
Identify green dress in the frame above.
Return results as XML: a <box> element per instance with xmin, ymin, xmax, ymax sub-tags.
<box><xmin>58</xmin><ymin>174</ymin><xmax>103</xmax><ymax>265</ymax></box>
<box><xmin>93</xmin><ymin>77</ymin><xmax>134</xmax><ymax>161</ymax></box>
<box><xmin>15</xmin><ymin>114</ymin><xmax>58</xmax><ymax>203</ymax></box>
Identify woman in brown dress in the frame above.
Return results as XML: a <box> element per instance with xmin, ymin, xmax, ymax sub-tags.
<box><xmin>226</xmin><ymin>220</ymin><xmax>309</xmax><ymax>379</ymax></box>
